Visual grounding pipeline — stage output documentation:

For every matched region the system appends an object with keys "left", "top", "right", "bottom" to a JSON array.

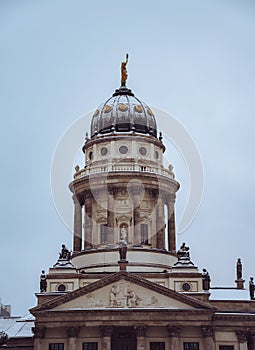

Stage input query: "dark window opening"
[
  {"left": 49, "top": 344, "right": 64, "bottom": 350},
  {"left": 141, "top": 224, "right": 148, "bottom": 244},
  {"left": 57, "top": 284, "right": 66, "bottom": 292},
  {"left": 100, "top": 224, "right": 108, "bottom": 244},
  {"left": 83, "top": 343, "right": 98, "bottom": 350},
  {"left": 184, "top": 343, "right": 199, "bottom": 350},
  {"left": 150, "top": 342, "right": 165, "bottom": 350}
]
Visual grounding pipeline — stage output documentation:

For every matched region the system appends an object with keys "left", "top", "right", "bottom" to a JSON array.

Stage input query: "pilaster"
[
  {"left": 236, "top": 331, "right": 248, "bottom": 350},
  {"left": 100, "top": 326, "right": 113, "bottom": 350},
  {"left": 135, "top": 325, "right": 146, "bottom": 350},
  {"left": 167, "top": 325, "right": 181, "bottom": 350},
  {"left": 201, "top": 326, "right": 215, "bottom": 350},
  {"left": 32, "top": 327, "right": 46, "bottom": 350},
  {"left": 66, "top": 326, "right": 80, "bottom": 350}
]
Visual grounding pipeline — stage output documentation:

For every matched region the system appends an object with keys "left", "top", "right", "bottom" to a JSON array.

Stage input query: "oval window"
[
  {"left": 89, "top": 151, "right": 93, "bottom": 160},
  {"left": 101, "top": 147, "right": 108, "bottom": 156},
  {"left": 139, "top": 147, "right": 147, "bottom": 156},
  {"left": 119, "top": 145, "right": 128, "bottom": 154},
  {"left": 58, "top": 284, "right": 66, "bottom": 292}
]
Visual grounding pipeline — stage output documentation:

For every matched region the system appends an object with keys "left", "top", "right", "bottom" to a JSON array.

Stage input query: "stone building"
[{"left": 5, "top": 59, "right": 255, "bottom": 349}]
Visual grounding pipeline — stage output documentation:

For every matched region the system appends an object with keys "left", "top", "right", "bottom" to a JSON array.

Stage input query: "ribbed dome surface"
[{"left": 90, "top": 87, "right": 157, "bottom": 138}]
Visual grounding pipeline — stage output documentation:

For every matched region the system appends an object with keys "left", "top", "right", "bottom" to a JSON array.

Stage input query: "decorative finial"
[{"left": 121, "top": 53, "right": 129, "bottom": 87}]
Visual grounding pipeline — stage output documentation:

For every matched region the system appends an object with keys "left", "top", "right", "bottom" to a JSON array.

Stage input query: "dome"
[{"left": 90, "top": 86, "right": 157, "bottom": 138}]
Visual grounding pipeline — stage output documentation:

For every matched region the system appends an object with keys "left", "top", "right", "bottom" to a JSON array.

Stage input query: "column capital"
[
  {"left": 66, "top": 326, "right": 80, "bottom": 338},
  {"left": 134, "top": 325, "right": 147, "bottom": 337},
  {"left": 236, "top": 330, "right": 248, "bottom": 343},
  {"left": 32, "top": 326, "right": 46, "bottom": 339},
  {"left": 201, "top": 326, "right": 214, "bottom": 338},
  {"left": 167, "top": 325, "right": 181, "bottom": 337},
  {"left": 100, "top": 326, "right": 113, "bottom": 337}
]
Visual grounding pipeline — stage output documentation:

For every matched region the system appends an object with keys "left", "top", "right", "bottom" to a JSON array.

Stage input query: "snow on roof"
[
  {"left": 210, "top": 288, "right": 250, "bottom": 301},
  {"left": 0, "top": 315, "right": 34, "bottom": 338}
]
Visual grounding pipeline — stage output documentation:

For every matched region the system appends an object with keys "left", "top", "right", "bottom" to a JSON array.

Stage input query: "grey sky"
[{"left": 0, "top": 0, "right": 255, "bottom": 316}]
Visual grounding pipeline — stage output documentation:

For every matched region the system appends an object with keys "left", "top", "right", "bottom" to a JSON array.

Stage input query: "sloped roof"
[{"left": 0, "top": 315, "right": 34, "bottom": 338}]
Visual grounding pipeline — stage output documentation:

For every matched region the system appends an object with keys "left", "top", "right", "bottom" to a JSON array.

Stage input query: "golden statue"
[{"left": 121, "top": 53, "right": 129, "bottom": 86}]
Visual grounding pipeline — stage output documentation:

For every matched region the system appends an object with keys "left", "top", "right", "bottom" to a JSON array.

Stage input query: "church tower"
[{"left": 69, "top": 54, "right": 180, "bottom": 274}]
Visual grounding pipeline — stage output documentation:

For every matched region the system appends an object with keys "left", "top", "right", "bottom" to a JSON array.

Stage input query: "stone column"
[
  {"left": 156, "top": 196, "right": 165, "bottom": 249},
  {"left": 66, "top": 326, "right": 80, "bottom": 350},
  {"left": 201, "top": 326, "right": 215, "bottom": 350},
  {"left": 131, "top": 186, "right": 142, "bottom": 245},
  {"left": 167, "top": 325, "right": 181, "bottom": 350},
  {"left": 167, "top": 194, "right": 176, "bottom": 253},
  {"left": 100, "top": 326, "right": 113, "bottom": 350},
  {"left": 236, "top": 331, "right": 248, "bottom": 350},
  {"left": 73, "top": 195, "right": 82, "bottom": 252},
  {"left": 32, "top": 327, "right": 46, "bottom": 350},
  {"left": 135, "top": 325, "right": 146, "bottom": 350},
  {"left": 84, "top": 193, "right": 93, "bottom": 248},
  {"left": 107, "top": 189, "right": 115, "bottom": 244}
]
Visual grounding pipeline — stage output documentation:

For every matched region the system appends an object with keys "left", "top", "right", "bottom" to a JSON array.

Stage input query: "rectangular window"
[
  {"left": 150, "top": 342, "right": 165, "bottom": 350},
  {"left": 219, "top": 347, "right": 234, "bottom": 350},
  {"left": 100, "top": 224, "right": 108, "bottom": 243},
  {"left": 49, "top": 344, "right": 64, "bottom": 350},
  {"left": 183, "top": 343, "right": 199, "bottom": 350},
  {"left": 83, "top": 342, "right": 98, "bottom": 350},
  {"left": 141, "top": 224, "right": 148, "bottom": 244}
]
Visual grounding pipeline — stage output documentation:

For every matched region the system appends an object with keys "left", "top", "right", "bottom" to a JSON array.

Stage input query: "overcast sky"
[{"left": 1, "top": 0, "right": 255, "bottom": 316}]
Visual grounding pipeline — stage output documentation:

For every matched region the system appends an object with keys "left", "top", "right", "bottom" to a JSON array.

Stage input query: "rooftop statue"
[
  {"left": 40, "top": 270, "right": 47, "bottom": 293},
  {"left": 121, "top": 53, "right": 129, "bottom": 86},
  {"left": 202, "top": 268, "right": 211, "bottom": 290},
  {"left": 236, "top": 258, "right": 242, "bottom": 280},
  {"left": 59, "top": 244, "right": 71, "bottom": 260},
  {"left": 177, "top": 242, "right": 190, "bottom": 259}
]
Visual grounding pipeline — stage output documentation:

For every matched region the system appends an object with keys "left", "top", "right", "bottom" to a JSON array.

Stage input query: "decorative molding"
[
  {"left": 236, "top": 330, "right": 248, "bottom": 343},
  {"left": 134, "top": 325, "right": 147, "bottom": 337},
  {"left": 167, "top": 325, "right": 181, "bottom": 337},
  {"left": 32, "top": 327, "right": 46, "bottom": 339},
  {"left": 201, "top": 326, "right": 214, "bottom": 338},
  {"left": 66, "top": 326, "right": 80, "bottom": 338},
  {"left": 100, "top": 326, "right": 113, "bottom": 337}
]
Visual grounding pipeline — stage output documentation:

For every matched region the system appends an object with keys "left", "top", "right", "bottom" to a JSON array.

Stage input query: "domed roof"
[{"left": 90, "top": 86, "right": 157, "bottom": 138}]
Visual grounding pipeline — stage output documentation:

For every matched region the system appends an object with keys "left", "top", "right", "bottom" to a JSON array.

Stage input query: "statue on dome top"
[{"left": 121, "top": 53, "right": 129, "bottom": 86}]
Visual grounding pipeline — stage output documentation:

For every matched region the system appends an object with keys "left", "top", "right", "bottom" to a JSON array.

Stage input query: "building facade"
[{"left": 6, "top": 60, "right": 255, "bottom": 349}]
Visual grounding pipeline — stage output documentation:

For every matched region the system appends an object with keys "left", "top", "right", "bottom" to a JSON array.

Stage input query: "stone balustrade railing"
[{"left": 73, "top": 163, "right": 175, "bottom": 180}]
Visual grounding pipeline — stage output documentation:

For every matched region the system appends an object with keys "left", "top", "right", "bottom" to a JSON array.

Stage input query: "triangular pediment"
[{"left": 31, "top": 272, "right": 215, "bottom": 314}]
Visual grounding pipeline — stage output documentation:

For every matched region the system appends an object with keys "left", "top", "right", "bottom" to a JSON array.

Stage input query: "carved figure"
[
  {"left": 202, "top": 268, "right": 211, "bottom": 290},
  {"left": 121, "top": 53, "right": 129, "bottom": 85},
  {"left": 40, "top": 270, "right": 47, "bottom": 293},
  {"left": 177, "top": 242, "right": 190, "bottom": 259},
  {"left": 236, "top": 258, "right": 242, "bottom": 280},
  {"left": 127, "top": 289, "right": 140, "bottom": 307},
  {"left": 119, "top": 239, "right": 127, "bottom": 261},
  {"left": 120, "top": 226, "right": 128, "bottom": 240},
  {"left": 59, "top": 244, "right": 71, "bottom": 260},
  {"left": 249, "top": 277, "right": 255, "bottom": 300},
  {"left": 110, "top": 284, "right": 119, "bottom": 307}
]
